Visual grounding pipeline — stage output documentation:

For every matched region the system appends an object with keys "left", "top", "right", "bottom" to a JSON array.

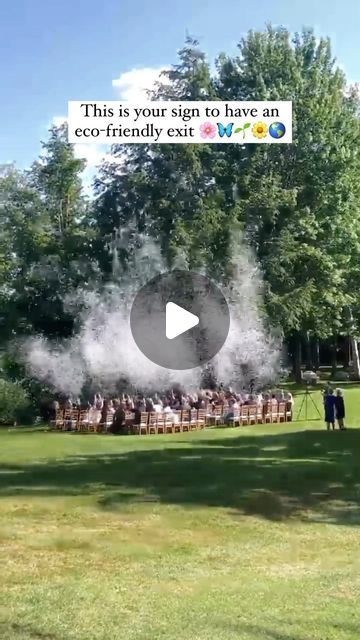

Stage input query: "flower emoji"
[
  {"left": 252, "top": 121, "right": 268, "bottom": 139},
  {"left": 200, "top": 121, "right": 216, "bottom": 139}
]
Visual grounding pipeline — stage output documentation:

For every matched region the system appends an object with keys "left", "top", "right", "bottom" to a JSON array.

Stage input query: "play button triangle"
[{"left": 166, "top": 302, "right": 199, "bottom": 340}]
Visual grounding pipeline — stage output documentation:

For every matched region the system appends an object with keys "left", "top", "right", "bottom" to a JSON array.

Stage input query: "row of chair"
[
  {"left": 52, "top": 402, "right": 292, "bottom": 434},
  {"left": 223, "top": 401, "right": 292, "bottom": 426},
  {"left": 52, "top": 409, "right": 114, "bottom": 433}
]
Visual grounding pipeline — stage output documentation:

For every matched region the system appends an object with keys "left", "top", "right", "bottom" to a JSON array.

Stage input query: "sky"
[{"left": 1, "top": 0, "right": 359, "bottom": 181}]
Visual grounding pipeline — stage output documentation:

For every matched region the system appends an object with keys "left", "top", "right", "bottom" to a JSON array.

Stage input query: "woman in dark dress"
[
  {"left": 110, "top": 402, "right": 126, "bottom": 434},
  {"left": 334, "top": 389, "right": 346, "bottom": 430},
  {"left": 324, "top": 388, "right": 336, "bottom": 430}
]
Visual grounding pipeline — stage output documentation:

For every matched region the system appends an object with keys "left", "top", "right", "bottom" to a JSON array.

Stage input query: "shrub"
[
  {"left": 0, "top": 379, "right": 31, "bottom": 425},
  {"left": 332, "top": 370, "right": 350, "bottom": 382}
]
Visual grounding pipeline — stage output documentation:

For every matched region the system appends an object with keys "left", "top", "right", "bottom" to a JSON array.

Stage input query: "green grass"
[{"left": 0, "top": 387, "right": 359, "bottom": 640}]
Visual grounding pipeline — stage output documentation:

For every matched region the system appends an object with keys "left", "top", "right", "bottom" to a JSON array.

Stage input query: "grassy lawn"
[{"left": 0, "top": 387, "right": 359, "bottom": 640}]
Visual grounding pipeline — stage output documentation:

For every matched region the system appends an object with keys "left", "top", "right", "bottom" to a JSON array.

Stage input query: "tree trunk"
[
  {"left": 313, "top": 338, "right": 320, "bottom": 370},
  {"left": 345, "top": 336, "right": 352, "bottom": 368},
  {"left": 347, "top": 309, "right": 360, "bottom": 379},
  {"left": 294, "top": 333, "right": 302, "bottom": 383},
  {"left": 305, "top": 331, "right": 313, "bottom": 369},
  {"left": 350, "top": 336, "right": 360, "bottom": 380},
  {"left": 331, "top": 337, "right": 337, "bottom": 377}
]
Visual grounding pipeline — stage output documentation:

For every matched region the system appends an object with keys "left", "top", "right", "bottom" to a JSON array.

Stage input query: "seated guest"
[
  {"left": 126, "top": 398, "right": 134, "bottom": 410},
  {"left": 94, "top": 393, "right": 104, "bottom": 410},
  {"left": 164, "top": 402, "right": 179, "bottom": 424},
  {"left": 171, "top": 396, "right": 182, "bottom": 409},
  {"left": 153, "top": 393, "right": 163, "bottom": 408},
  {"left": 51, "top": 399, "right": 60, "bottom": 419},
  {"left": 88, "top": 405, "right": 101, "bottom": 427},
  {"left": 100, "top": 399, "right": 114, "bottom": 430},
  {"left": 256, "top": 393, "right": 264, "bottom": 407},
  {"left": 189, "top": 393, "right": 198, "bottom": 408},
  {"left": 285, "top": 392, "right": 294, "bottom": 410},
  {"left": 64, "top": 397, "right": 73, "bottom": 410},
  {"left": 224, "top": 398, "right": 239, "bottom": 424},
  {"left": 107, "top": 399, "right": 115, "bottom": 414},
  {"left": 110, "top": 402, "right": 126, "bottom": 434},
  {"left": 153, "top": 398, "right": 163, "bottom": 413},
  {"left": 137, "top": 397, "right": 146, "bottom": 412},
  {"left": 146, "top": 397, "right": 155, "bottom": 412},
  {"left": 134, "top": 399, "right": 146, "bottom": 425},
  {"left": 185, "top": 395, "right": 194, "bottom": 409},
  {"left": 194, "top": 393, "right": 206, "bottom": 410}
]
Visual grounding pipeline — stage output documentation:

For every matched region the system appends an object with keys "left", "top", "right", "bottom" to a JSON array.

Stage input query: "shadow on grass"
[
  {"left": 236, "top": 620, "right": 360, "bottom": 640},
  {"left": 223, "top": 623, "right": 308, "bottom": 640},
  {"left": 0, "top": 429, "right": 359, "bottom": 525},
  {"left": 0, "top": 621, "right": 60, "bottom": 640}
]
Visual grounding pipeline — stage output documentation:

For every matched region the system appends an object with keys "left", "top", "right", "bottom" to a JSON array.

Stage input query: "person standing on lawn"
[
  {"left": 334, "top": 388, "right": 346, "bottom": 430},
  {"left": 324, "top": 388, "right": 336, "bottom": 430}
]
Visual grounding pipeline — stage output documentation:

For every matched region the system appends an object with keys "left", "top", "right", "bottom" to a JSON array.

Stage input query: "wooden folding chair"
[
  {"left": 278, "top": 402, "right": 286, "bottom": 423},
  {"left": 228, "top": 408, "right": 239, "bottom": 427},
  {"left": 72, "top": 409, "right": 79, "bottom": 427},
  {"left": 52, "top": 409, "right": 64, "bottom": 430},
  {"left": 248, "top": 405, "right": 257, "bottom": 425},
  {"left": 125, "top": 411, "right": 134, "bottom": 433},
  {"left": 88, "top": 412, "right": 100, "bottom": 433},
  {"left": 286, "top": 403, "right": 293, "bottom": 422},
  {"left": 271, "top": 401, "right": 279, "bottom": 423},
  {"left": 139, "top": 412, "right": 149, "bottom": 435},
  {"left": 164, "top": 413, "right": 175, "bottom": 433},
  {"left": 190, "top": 409, "right": 198, "bottom": 430},
  {"left": 197, "top": 409, "right": 206, "bottom": 429},
  {"left": 181, "top": 410, "right": 190, "bottom": 432},
  {"left": 263, "top": 402, "right": 271, "bottom": 424},
  {"left": 212, "top": 405, "right": 223, "bottom": 426},
  {"left": 239, "top": 405, "right": 248, "bottom": 426},
  {"left": 78, "top": 410, "right": 89, "bottom": 432},
  {"left": 148, "top": 412, "right": 157, "bottom": 434},
  {"left": 99, "top": 411, "right": 114, "bottom": 433},
  {"left": 173, "top": 411, "right": 182, "bottom": 432},
  {"left": 63, "top": 409, "right": 77, "bottom": 431},
  {"left": 157, "top": 414, "right": 166, "bottom": 434},
  {"left": 257, "top": 404, "right": 264, "bottom": 424}
]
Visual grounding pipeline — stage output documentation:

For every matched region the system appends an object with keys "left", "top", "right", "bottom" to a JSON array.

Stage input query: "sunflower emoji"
[{"left": 252, "top": 121, "right": 268, "bottom": 139}]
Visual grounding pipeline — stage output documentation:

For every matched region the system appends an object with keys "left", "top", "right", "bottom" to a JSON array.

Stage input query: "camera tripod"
[{"left": 296, "top": 387, "right": 322, "bottom": 421}]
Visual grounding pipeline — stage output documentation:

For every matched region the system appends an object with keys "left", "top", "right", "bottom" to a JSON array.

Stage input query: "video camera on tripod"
[{"left": 296, "top": 371, "right": 322, "bottom": 421}]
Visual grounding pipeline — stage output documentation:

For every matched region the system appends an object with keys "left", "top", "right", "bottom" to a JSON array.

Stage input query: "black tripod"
[{"left": 296, "top": 386, "right": 322, "bottom": 421}]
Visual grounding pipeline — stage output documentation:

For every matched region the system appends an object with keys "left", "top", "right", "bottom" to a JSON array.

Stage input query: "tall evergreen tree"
[
  {"left": 216, "top": 27, "right": 360, "bottom": 378},
  {"left": 94, "top": 37, "right": 236, "bottom": 277}
]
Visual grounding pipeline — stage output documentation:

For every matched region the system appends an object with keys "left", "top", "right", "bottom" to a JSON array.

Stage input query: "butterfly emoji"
[{"left": 217, "top": 122, "right": 234, "bottom": 138}]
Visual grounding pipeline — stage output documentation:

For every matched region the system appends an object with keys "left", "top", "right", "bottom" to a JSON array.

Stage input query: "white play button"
[
  {"left": 130, "top": 271, "right": 230, "bottom": 369},
  {"left": 165, "top": 302, "right": 199, "bottom": 340}
]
